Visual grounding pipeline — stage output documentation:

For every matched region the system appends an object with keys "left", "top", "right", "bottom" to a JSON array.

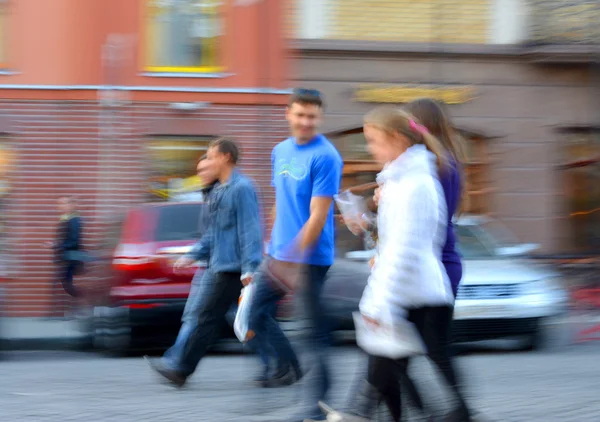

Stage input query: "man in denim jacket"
[{"left": 147, "top": 138, "right": 263, "bottom": 388}]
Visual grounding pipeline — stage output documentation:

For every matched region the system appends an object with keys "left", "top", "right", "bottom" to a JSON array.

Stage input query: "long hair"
[
  {"left": 363, "top": 106, "right": 448, "bottom": 170},
  {"left": 404, "top": 98, "right": 468, "bottom": 214}
]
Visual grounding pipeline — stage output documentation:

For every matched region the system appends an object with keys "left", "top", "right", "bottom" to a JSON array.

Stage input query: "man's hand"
[
  {"left": 369, "top": 256, "right": 375, "bottom": 269},
  {"left": 174, "top": 256, "right": 195, "bottom": 272}
]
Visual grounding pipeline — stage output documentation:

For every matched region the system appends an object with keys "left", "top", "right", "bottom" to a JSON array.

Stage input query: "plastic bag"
[
  {"left": 334, "top": 190, "right": 374, "bottom": 235},
  {"left": 234, "top": 282, "right": 256, "bottom": 342},
  {"left": 353, "top": 312, "right": 426, "bottom": 359}
]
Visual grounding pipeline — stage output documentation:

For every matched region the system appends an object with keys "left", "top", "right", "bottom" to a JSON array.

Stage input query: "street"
[{"left": 1, "top": 344, "right": 599, "bottom": 422}]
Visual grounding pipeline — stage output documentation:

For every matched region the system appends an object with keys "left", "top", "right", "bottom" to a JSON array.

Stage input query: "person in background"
[
  {"left": 146, "top": 138, "right": 263, "bottom": 388},
  {"left": 247, "top": 88, "right": 343, "bottom": 422},
  {"left": 46, "top": 196, "right": 84, "bottom": 317}
]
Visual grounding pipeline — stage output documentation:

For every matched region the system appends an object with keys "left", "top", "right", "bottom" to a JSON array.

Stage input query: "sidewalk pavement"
[{"left": 2, "top": 313, "right": 600, "bottom": 351}]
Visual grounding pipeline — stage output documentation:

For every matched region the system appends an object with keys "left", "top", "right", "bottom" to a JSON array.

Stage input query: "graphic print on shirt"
[{"left": 276, "top": 158, "right": 308, "bottom": 181}]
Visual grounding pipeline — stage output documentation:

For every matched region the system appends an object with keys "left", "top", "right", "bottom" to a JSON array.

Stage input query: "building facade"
[
  {"left": 289, "top": 0, "right": 600, "bottom": 257},
  {"left": 0, "top": 0, "right": 290, "bottom": 316}
]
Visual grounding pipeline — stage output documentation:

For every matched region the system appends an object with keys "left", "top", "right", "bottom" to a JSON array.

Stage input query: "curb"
[{"left": 2, "top": 335, "right": 92, "bottom": 352}]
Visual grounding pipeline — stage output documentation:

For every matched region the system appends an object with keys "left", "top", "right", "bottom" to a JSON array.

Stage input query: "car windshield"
[
  {"left": 455, "top": 218, "right": 521, "bottom": 259},
  {"left": 456, "top": 225, "right": 494, "bottom": 258},
  {"left": 155, "top": 203, "right": 205, "bottom": 242}
]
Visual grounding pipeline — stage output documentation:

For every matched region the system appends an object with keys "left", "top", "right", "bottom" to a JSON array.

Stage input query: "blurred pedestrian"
[
  {"left": 146, "top": 138, "right": 263, "bottom": 388},
  {"left": 341, "top": 99, "right": 473, "bottom": 421},
  {"left": 319, "top": 106, "right": 454, "bottom": 422},
  {"left": 45, "top": 196, "right": 84, "bottom": 317},
  {"left": 246, "top": 88, "right": 343, "bottom": 421},
  {"left": 159, "top": 155, "right": 216, "bottom": 376},
  {"left": 398, "top": 98, "right": 472, "bottom": 421}
]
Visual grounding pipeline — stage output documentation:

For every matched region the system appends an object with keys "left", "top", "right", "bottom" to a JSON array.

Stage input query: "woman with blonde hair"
[{"left": 323, "top": 106, "right": 455, "bottom": 422}]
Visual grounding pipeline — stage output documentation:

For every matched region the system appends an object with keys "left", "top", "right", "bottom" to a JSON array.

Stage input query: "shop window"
[
  {"left": 560, "top": 130, "right": 600, "bottom": 253},
  {"left": 144, "top": 0, "right": 224, "bottom": 73},
  {"left": 146, "top": 136, "right": 213, "bottom": 202}
]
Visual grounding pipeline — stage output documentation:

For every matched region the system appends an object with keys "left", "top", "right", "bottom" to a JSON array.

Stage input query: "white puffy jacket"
[{"left": 359, "top": 144, "right": 454, "bottom": 325}]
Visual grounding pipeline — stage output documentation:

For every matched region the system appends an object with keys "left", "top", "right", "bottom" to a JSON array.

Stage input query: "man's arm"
[
  {"left": 236, "top": 182, "right": 263, "bottom": 276},
  {"left": 297, "top": 152, "right": 343, "bottom": 254},
  {"left": 186, "top": 230, "right": 211, "bottom": 262}
]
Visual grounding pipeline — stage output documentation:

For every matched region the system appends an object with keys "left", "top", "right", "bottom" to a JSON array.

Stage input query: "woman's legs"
[
  {"left": 366, "top": 354, "right": 407, "bottom": 422},
  {"left": 420, "top": 306, "right": 471, "bottom": 420}
]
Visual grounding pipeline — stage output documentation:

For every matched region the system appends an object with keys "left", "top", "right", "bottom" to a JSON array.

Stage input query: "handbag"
[{"left": 353, "top": 312, "right": 426, "bottom": 359}]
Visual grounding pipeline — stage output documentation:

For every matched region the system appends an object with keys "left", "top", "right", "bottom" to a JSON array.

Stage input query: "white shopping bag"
[
  {"left": 234, "top": 283, "right": 256, "bottom": 343},
  {"left": 353, "top": 312, "right": 426, "bottom": 359}
]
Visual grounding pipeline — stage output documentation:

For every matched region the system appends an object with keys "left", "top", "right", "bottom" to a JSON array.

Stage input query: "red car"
[{"left": 92, "top": 201, "right": 214, "bottom": 354}]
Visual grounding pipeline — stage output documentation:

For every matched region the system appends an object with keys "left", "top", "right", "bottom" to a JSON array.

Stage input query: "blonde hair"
[{"left": 364, "top": 106, "right": 448, "bottom": 170}]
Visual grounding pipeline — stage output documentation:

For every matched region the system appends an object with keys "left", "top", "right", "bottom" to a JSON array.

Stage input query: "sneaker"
[{"left": 144, "top": 356, "right": 187, "bottom": 388}]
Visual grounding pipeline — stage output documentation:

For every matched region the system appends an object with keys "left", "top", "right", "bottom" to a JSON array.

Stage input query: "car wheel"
[{"left": 93, "top": 306, "right": 132, "bottom": 357}]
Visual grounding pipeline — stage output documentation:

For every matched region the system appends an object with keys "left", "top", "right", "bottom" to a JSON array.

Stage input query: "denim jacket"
[{"left": 186, "top": 170, "right": 263, "bottom": 276}]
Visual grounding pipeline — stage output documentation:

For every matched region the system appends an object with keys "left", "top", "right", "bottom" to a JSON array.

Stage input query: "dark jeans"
[
  {"left": 170, "top": 270, "right": 243, "bottom": 377},
  {"left": 249, "top": 264, "right": 331, "bottom": 401},
  {"left": 366, "top": 305, "right": 467, "bottom": 422},
  {"left": 58, "top": 261, "right": 79, "bottom": 298}
]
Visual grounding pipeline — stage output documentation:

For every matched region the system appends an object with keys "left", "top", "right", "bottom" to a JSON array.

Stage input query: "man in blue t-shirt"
[{"left": 248, "top": 89, "right": 343, "bottom": 421}]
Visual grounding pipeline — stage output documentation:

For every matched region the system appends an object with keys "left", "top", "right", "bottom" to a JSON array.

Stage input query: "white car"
[
  {"left": 343, "top": 215, "right": 569, "bottom": 349},
  {"left": 451, "top": 215, "right": 568, "bottom": 348}
]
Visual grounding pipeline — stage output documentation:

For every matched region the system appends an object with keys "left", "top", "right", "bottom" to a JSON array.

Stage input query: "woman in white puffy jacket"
[{"left": 317, "top": 106, "right": 457, "bottom": 422}]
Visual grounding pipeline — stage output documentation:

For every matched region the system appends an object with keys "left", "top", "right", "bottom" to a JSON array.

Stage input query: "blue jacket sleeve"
[
  {"left": 61, "top": 217, "right": 82, "bottom": 251},
  {"left": 186, "top": 228, "right": 212, "bottom": 261},
  {"left": 235, "top": 181, "right": 263, "bottom": 275}
]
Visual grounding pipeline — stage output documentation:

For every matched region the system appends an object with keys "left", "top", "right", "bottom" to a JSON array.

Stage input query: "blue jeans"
[
  {"left": 163, "top": 269, "right": 214, "bottom": 370},
  {"left": 249, "top": 264, "right": 331, "bottom": 401},
  {"left": 226, "top": 302, "right": 277, "bottom": 372},
  {"left": 163, "top": 269, "right": 273, "bottom": 376}
]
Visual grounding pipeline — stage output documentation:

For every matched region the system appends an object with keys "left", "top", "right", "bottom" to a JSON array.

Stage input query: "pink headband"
[{"left": 409, "top": 119, "right": 429, "bottom": 136}]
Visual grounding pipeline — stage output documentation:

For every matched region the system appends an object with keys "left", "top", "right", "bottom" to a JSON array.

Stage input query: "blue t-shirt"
[{"left": 268, "top": 135, "right": 343, "bottom": 266}]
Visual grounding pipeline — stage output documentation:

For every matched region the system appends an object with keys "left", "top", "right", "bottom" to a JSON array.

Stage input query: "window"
[
  {"left": 560, "top": 131, "right": 600, "bottom": 253},
  {"left": 146, "top": 136, "right": 213, "bottom": 202},
  {"left": 144, "top": 0, "right": 223, "bottom": 73},
  {"left": 456, "top": 225, "right": 494, "bottom": 259},
  {"left": 155, "top": 203, "right": 205, "bottom": 241}
]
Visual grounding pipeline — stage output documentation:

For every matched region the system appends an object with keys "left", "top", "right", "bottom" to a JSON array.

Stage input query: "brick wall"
[{"left": 1, "top": 99, "right": 288, "bottom": 317}]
